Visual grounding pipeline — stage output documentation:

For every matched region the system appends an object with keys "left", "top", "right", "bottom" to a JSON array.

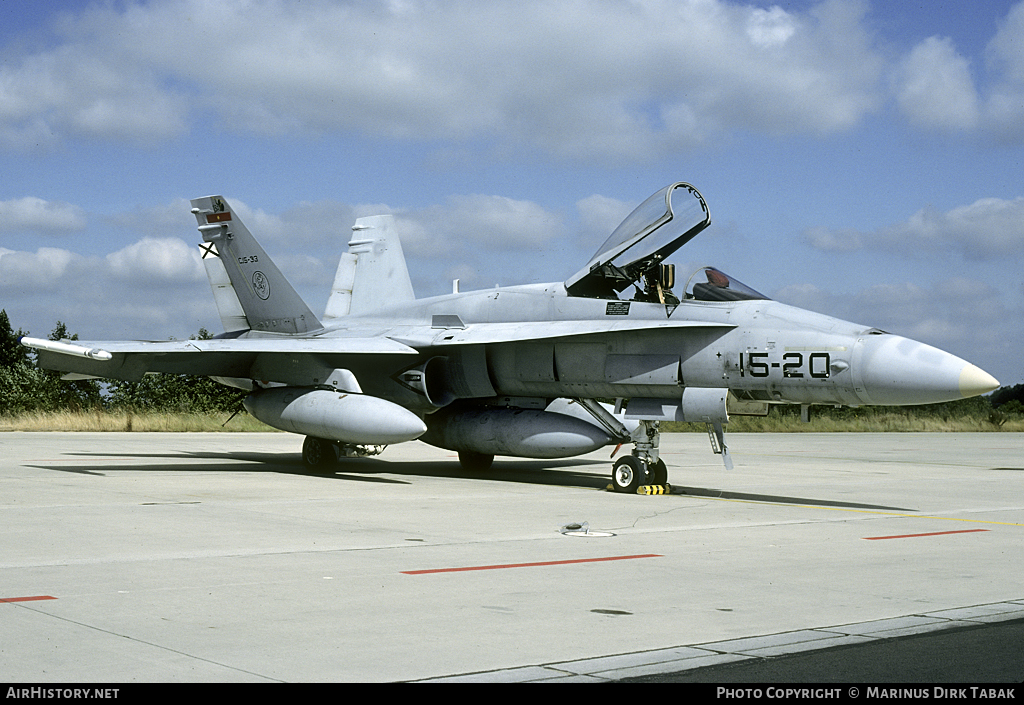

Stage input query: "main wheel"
[
  {"left": 611, "top": 455, "right": 648, "bottom": 493},
  {"left": 651, "top": 458, "right": 668, "bottom": 485},
  {"left": 302, "top": 436, "right": 339, "bottom": 469},
  {"left": 458, "top": 450, "right": 494, "bottom": 472}
]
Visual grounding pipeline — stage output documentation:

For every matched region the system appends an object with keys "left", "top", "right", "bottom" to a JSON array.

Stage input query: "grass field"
[
  {"left": 666, "top": 412, "right": 1024, "bottom": 433},
  {"left": 0, "top": 409, "right": 278, "bottom": 433}
]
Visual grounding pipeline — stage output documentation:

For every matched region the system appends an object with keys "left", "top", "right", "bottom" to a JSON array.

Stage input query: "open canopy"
[{"left": 565, "top": 182, "right": 711, "bottom": 299}]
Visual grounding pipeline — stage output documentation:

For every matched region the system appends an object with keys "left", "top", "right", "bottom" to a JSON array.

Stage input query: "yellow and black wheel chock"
[{"left": 637, "top": 484, "right": 671, "bottom": 495}]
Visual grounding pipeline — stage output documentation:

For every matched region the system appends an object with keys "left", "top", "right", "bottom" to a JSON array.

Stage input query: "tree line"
[{"left": 0, "top": 309, "right": 245, "bottom": 415}]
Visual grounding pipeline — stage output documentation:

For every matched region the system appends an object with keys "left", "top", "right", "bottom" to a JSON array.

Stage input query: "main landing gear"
[
  {"left": 301, "top": 436, "right": 385, "bottom": 469},
  {"left": 458, "top": 450, "right": 494, "bottom": 472},
  {"left": 302, "top": 436, "right": 340, "bottom": 468}
]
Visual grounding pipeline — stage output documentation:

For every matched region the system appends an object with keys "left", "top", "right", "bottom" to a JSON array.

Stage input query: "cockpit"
[
  {"left": 684, "top": 266, "right": 768, "bottom": 302},
  {"left": 564, "top": 182, "right": 769, "bottom": 304}
]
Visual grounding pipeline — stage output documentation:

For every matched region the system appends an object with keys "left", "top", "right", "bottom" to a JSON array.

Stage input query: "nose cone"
[
  {"left": 855, "top": 335, "right": 999, "bottom": 406},
  {"left": 958, "top": 363, "right": 1001, "bottom": 399}
]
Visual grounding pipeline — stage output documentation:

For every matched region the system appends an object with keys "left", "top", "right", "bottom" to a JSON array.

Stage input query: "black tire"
[
  {"left": 458, "top": 450, "right": 494, "bottom": 472},
  {"left": 611, "top": 455, "right": 648, "bottom": 493},
  {"left": 302, "top": 436, "right": 339, "bottom": 469},
  {"left": 651, "top": 458, "right": 668, "bottom": 485}
]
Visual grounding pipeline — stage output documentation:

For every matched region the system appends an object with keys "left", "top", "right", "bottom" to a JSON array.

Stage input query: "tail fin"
[
  {"left": 191, "top": 196, "right": 322, "bottom": 335},
  {"left": 323, "top": 214, "right": 415, "bottom": 320}
]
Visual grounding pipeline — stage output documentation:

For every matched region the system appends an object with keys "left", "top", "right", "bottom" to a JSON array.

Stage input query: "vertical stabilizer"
[
  {"left": 191, "top": 196, "right": 322, "bottom": 335},
  {"left": 324, "top": 215, "right": 415, "bottom": 319}
]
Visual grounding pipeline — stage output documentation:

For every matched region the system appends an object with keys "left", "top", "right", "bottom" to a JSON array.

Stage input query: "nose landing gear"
[
  {"left": 611, "top": 453, "right": 669, "bottom": 493},
  {"left": 609, "top": 419, "right": 668, "bottom": 493},
  {"left": 607, "top": 417, "right": 730, "bottom": 493}
]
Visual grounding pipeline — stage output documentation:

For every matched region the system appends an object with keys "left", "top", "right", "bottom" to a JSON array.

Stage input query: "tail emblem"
[
  {"left": 206, "top": 198, "right": 232, "bottom": 223},
  {"left": 252, "top": 271, "right": 271, "bottom": 300}
]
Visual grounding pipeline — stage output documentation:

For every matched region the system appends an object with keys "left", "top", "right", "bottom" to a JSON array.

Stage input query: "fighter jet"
[{"left": 22, "top": 182, "right": 1000, "bottom": 492}]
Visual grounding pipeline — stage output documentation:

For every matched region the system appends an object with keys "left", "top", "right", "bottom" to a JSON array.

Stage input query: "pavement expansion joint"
[{"left": 413, "top": 598, "right": 1024, "bottom": 682}]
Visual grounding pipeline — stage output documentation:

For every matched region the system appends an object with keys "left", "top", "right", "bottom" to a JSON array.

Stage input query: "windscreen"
[{"left": 684, "top": 267, "right": 770, "bottom": 302}]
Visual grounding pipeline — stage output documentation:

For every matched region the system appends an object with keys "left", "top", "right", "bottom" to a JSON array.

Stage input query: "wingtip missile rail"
[{"left": 19, "top": 336, "right": 113, "bottom": 362}]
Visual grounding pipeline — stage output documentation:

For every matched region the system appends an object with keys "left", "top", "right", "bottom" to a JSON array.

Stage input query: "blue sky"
[{"left": 1, "top": 0, "right": 1021, "bottom": 386}]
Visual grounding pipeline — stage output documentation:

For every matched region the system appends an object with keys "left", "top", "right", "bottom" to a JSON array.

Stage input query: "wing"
[{"left": 21, "top": 336, "right": 418, "bottom": 385}]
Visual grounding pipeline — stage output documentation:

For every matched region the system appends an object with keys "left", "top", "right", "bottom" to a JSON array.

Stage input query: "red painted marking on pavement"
[
  {"left": 402, "top": 554, "right": 662, "bottom": 575},
  {"left": 864, "top": 529, "right": 990, "bottom": 540},
  {"left": 1, "top": 595, "right": 57, "bottom": 603}
]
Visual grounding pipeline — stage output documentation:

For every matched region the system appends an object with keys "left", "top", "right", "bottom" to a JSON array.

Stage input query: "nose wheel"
[
  {"left": 609, "top": 419, "right": 672, "bottom": 493},
  {"left": 612, "top": 455, "right": 649, "bottom": 493},
  {"left": 610, "top": 455, "right": 669, "bottom": 493}
]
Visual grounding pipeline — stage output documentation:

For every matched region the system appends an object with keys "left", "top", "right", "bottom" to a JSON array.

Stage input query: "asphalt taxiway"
[{"left": 1, "top": 431, "right": 1022, "bottom": 682}]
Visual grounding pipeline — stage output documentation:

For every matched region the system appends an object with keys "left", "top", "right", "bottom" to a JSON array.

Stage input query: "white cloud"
[
  {"left": 0, "top": 44, "right": 188, "bottom": 148},
  {"left": 410, "top": 195, "right": 563, "bottom": 252},
  {"left": 0, "top": 197, "right": 86, "bottom": 233},
  {"left": 851, "top": 277, "right": 1009, "bottom": 349},
  {"left": 1, "top": 241, "right": 214, "bottom": 340},
  {"left": 894, "top": 36, "right": 979, "bottom": 130},
  {"left": 888, "top": 3, "right": 1024, "bottom": 143},
  {"left": 983, "top": 2, "right": 1024, "bottom": 141},
  {"left": 105, "top": 237, "right": 205, "bottom": 283},
  {"left": 37, "top": 191, "right": 574, "bottom": 301},
  {"left": 0, "top": 246, "right": 78, "bottom": 290},
  {"left": 804, "top": 196, "right": 1024, "bottom": 259},
  {"left": 13, "top": 1, "right": 1024, "bottom": 151},
  {"left": 988, "top": 2, "right": 1024, "bottom": 84},
  {"left": 746, "top": 6, "right": 797, "bottom": 48},
  {"left": 0, "top": 0, "right": 887, "bottom": 159}
]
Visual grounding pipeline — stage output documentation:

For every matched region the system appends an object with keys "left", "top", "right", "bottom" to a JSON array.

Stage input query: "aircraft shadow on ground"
[
  {"left": 28, "top": 450, "right": 610, "bottom": 487},
  {"left": 29, "top": 450, "right": 915, "bottom": 511},
  {"left": 671, "top": 485, "right": 915, "bottom": 512}
]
